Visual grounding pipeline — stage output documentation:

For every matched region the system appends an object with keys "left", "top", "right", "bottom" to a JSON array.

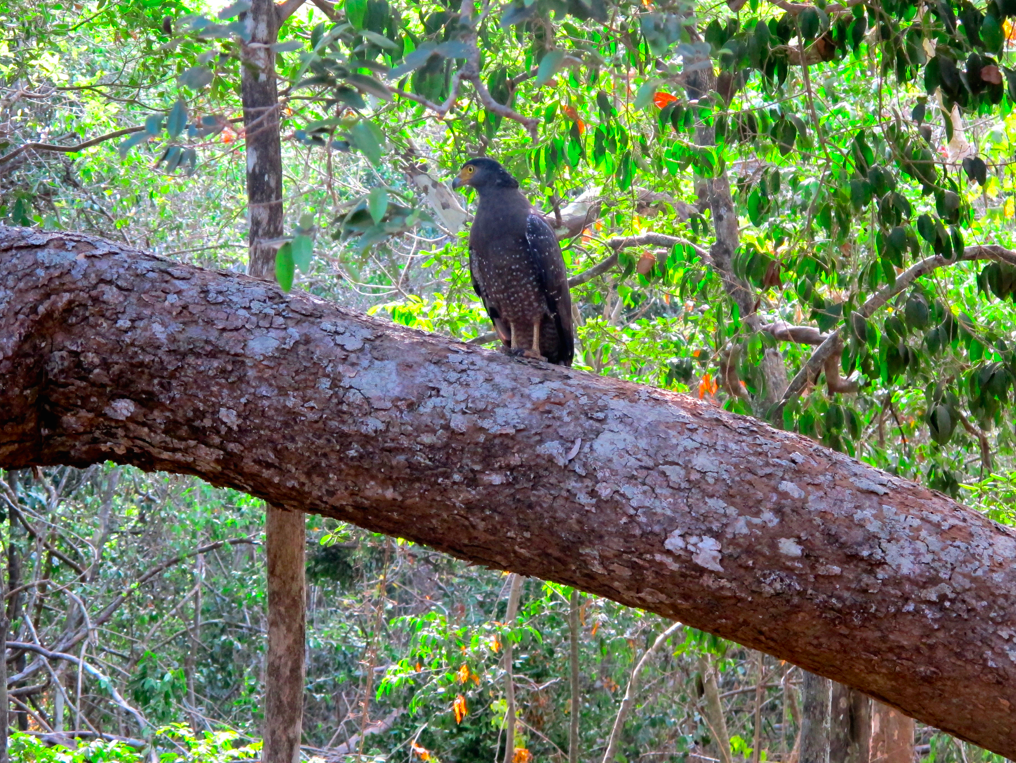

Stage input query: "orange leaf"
[
  {"left": 698, "top": 372, "right": 717, "bottom": 399},
  {"left": 492, "top": 636, "right": 501, "bottom": 653},
  {"left": 590, "top": 621, "right": 599, "bottom": 637},
  {"left": 412, "top": 743, "right": 432, "bottom": 761},
  {"left": 457, "top": 664, "right": 471, "bottom": 683},
  {"left": 453, "top": 694, "right": 468, "bottom": 723},
  {"left": 561, "top": 104, "right": 580, "bottom": 121},
  {"left": 637, "top": 253, "right": 656, "bottom": 276},
  {"left": 576, "top": 119, "right": 585, "bottom": 135},
  {"left": 513, "top": 749, "right": 534, "bottom": 763},
  {"left": 415, "top": 662, "right": 423, "bottom": 672},
  {"left": 653, "top": 91, "right": 678, "bottom": 109}
]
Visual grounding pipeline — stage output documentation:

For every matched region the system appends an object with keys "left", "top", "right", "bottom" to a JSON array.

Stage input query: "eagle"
[{"left": 452, "top": 158, "right": 574, "bottom": 366}]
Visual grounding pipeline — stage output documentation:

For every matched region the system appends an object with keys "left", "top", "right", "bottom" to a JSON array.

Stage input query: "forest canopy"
[{"left": 4, "top": 0, "right": 1016, "bottom": 758}]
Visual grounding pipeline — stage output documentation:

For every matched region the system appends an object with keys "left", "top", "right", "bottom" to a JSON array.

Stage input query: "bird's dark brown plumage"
[{"left": 452, "top": 158, "right": 574, "bottom": 366}]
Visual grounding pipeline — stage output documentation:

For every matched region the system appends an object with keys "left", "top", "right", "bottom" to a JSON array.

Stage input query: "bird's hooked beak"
[{"left": 451, "top": 167, "right": 469, "bottom": 191}]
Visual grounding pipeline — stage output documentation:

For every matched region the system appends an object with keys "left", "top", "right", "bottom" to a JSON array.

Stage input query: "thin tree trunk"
[
  {"left": 568, "top": 589, "right": 580, "bottom": 763},
  {"left": 698, "top": 653, "right": 733, "bottom": 763},
  {"left": 830, "top": 685, "right": 870, "bottom": 763},
  {"left": 782, "top": 666, "right": 799, "bottom": 761},
  {"left": 751, "top": 652, "right": 764, "bottom": 763},
  {"left": 7, "top": 225, "right": 1016, "bottom": 757},
  {"left": 0, "top": 553, "right": 8, "bottom": 763},
  {"left": 502, "top": 574, "right": 523, "bottom": 763},
  {"left": 868, "top": 702, "right": 913, "bottom": 763},
  {"left": 601, "top": 622, "right": 682, "bottom": 763},
  {"left": 801, "top": 672, "right": 831, "bottom": 763},
  {"left": 240, "top": 2, "right": 306, "bottom": 761},
  {"left": 264, "top": 507, "right": 306, "bottom": 763}
]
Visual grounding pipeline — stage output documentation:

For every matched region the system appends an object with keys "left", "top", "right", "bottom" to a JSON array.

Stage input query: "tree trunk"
[
  {"left": 801, "top": 673, "right": 830, "bottom": 763},
  {"left": 239, "top": 3, "right": 306, "bottom": 761},
  {"left": 830, "top": 685, "right": 870, "bottom": 763},
  {"left": 869, "top": 703, "right": 914, "bottom": 763},
  {"left": 502, "top": 574, "right": 523, "bottom": 763},
  {"left": 698, "top": 654, "right": 732, "bottom": 763},
  {"left": 4, "top": 225, "right": 1016, "bottom": 757},
  {"left": 569, "top": 589, "right": 580, "bottom": 763},
  {"left": 265, "top": 507, "right": 306, "bottom": 763}
]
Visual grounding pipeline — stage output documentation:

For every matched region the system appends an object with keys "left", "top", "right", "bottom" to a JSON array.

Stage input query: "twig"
[
  {"left": 600, "top": 621, "right": 683, "bottom": 763},
  {"left": 773, "top": 245, "right": 1016, "bottom": 419},
  {"left": 955, "top": 410, "right": 993, "bottom": 473},
  {"left": 6, "top": 641, "right": 148, "bottom": 730},
  {"left": 569, "top": 589, "right": 580, "bottom": 763},
  {"left": 0, "top": 127, "right": 146, "bottom": 170},
  {"left": 502, "top": 574, "right": 523, "bottom": 763}
]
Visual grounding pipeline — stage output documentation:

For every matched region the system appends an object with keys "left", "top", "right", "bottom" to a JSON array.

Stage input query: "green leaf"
[
  {"left": 982, "top": 13, "right": 1004, "bottom": 54},
  {"left": 167, "top": 100, "right": 188, "bottom": 140},
  {"left": 904, "top": 295, "right": 930, "bottom": 329},
  {"left": 916, "top": 213, "right": 935, "bottom": 243},
  {"left": 179, "top": 66, "right": 214, "bottom": 90},
  {"left": 368, "top": 186, "right": 388, "bottom": 224},
  {"left": 799, "top": 7, "right": 820, "bottom": 40},
  {"left": 145, "top": 114, "right": 165, "bottom": 136},
  {"left": 634, "top": 79, "right": 661, "bottom": 111},
  {"left": 350, "top": 119, "right": 384, "bottom": 165},
  {"left": 291, "top": 235, "right": 313, "bottom": 273},
  {"left": 360, "top": 30, "right": 398, "bottom": 49},
  {"left": 344, "top": 72, "right": 392, "bottom": 100},
  {"left": 276, "top": 243, "right": 295, "bottom": 292},
  {"left": 218, "top": 0, "right": 251, "bottom": 19},
  {"left": 118, "top": 131, "right": 148, "bottom": 158},
  {"left": 271, "top": 40, "right": 305, "bottom": 53},
  {"left": 928, "top": 404, "right": 953, "bottom": 444},
  {"left": 346, "top": 0, "right": 367, "bottom": 29},
  {"left": 535, "top": 50, "right": 566, "bottom": 86}
]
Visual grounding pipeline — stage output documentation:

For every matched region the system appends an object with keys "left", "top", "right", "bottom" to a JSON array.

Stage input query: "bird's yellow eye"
[{"left": 464, "top": 165, "right": 475, "bottom": 175}]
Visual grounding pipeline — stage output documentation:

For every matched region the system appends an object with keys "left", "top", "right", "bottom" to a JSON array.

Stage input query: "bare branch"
[
  {"left": 761, "top": 322, "right": 827, "bottom": 345},
  {"left": 6, "top": 641, "right": 148, "bottom": 730},
  {"left": 601, "top": 622, "right": 683, "bottom": 763},
  {"left": 276, "top": 0, "right": 308, "bottom": 22},
  {"left": 955, "top": 410, "right": 994, "bottom": 473},
  {"left": 465, "top": 72, "right": 539, "bottom": 141},
  {"left": 308, "top": 0, "right": 340, "bottom": 19},
  {"left": 0, "top": 127, "right": 146, "bottom": 172},
  {"left": 773, "top": 245, "right": 1016, "bottom": 418}
]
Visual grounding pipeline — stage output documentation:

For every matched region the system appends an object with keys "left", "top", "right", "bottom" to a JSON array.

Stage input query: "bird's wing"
[
  {"left": 469, "top": 244, "right": 510, "bottom": 344},
  {"left": 525, "top": 212, "right": 574, "bottom": 364}
]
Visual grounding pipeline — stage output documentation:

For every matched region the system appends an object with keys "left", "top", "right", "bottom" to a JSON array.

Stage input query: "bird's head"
[{"left": 451, "top": 158, "right": 520, "bottom": 193}]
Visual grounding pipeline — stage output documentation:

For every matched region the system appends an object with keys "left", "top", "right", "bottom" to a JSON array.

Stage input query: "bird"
[{"left": 451, "top": 158, "right": 574, "bottom": 366}]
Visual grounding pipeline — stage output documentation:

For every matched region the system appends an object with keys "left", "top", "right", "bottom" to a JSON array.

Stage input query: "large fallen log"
[{"left": 2, "top": 224, "right": 1015, "bottom": 754}]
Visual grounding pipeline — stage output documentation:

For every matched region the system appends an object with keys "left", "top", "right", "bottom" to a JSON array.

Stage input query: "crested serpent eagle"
[{"left": 452, "top": 158, "right": 574, "bottom": 366}]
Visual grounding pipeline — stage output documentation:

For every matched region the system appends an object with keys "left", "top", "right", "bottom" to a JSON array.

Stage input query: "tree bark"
[
  {"left": 868, "top": 703, "right": 914, "bottom": 763},
  {"left": 239, "top": 3, "right": 307, "bottom": 760},
  {"left": 502, "top": 574, "right": 523, "bottom": 763},
  {"left": 801, "top": 673, "right": 830, "bottom": 763},
  {"left": 830, "top": 685, "right": 870, "bottom": 763},
  {"left": 698, "top": 654, "right": 732, "bottom": 763},
  {"left": 568, "top": 589, "right": 580, "bottom": 763},
  {"left": 3, "top": 225, "right": 1016, "bottom": 757}
]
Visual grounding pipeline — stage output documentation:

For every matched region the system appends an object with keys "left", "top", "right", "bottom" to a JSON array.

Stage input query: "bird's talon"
[{"left": 523, "top": 350, "right": 547, "bottom": 361}]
